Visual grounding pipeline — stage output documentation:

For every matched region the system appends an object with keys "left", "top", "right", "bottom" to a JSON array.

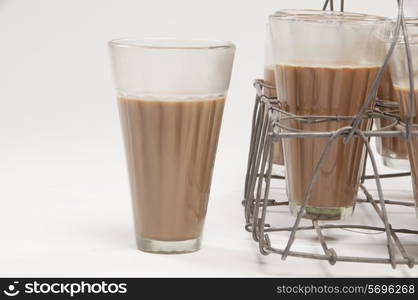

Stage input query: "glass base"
[
  {"left": 382, "top": 156, "right": 410, "bottom": 171},
  {"left": 136, "top": 236, "right": 201, "bottom": 254},
  {"left": 289, "top": 201, "right": 354, "bottom": 221}
]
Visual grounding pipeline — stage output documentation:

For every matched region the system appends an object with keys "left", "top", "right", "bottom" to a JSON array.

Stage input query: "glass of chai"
[
  {"left": 269, "top": 10, "right": 388, "bottom": 220},
  {"left": 388, "top": 19, "right": 418, "bottom": 218},
  {"left": 264, "top": 24, "right": 285, "bottom": 175},
  {"left": 375, "top": 68, "right": 409, "bottom": 170},
  {"left": 109, "top": 39, "right": 235, "bottom": 253}
]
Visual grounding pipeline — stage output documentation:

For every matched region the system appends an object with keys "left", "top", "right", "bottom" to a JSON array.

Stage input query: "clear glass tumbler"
[
  {"left": 109, "top": 39, "right": 235, "bottom": 253},
  {"left": 269, "top": 10, "right": 387, "bottom": 220},
  {"left": 375, "top": 68, "right": 409, "bottom": 170},
  {"left": 388, "top": 19, "right": 418, "bottom": 217},
  {"left": 264, "top": 25, "right": 285, "bottom": 174}
]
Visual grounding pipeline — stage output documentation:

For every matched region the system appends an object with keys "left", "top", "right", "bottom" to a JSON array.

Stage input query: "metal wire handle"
[{"left": 322, "top": 0, "right": 344, "bottom": 12}]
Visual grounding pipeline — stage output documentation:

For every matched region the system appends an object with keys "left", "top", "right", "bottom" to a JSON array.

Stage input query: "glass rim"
[
  {"left": 270, "top": 9, "right": 389, "bottom": 24},
  {"left": 383, "top": 18, "right": 418, "bottom": 44},
  {"left": 108, "top": 38, "right": 235, "bottom": 50}
]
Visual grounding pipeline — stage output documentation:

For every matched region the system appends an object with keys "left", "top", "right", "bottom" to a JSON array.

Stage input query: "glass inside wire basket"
[
  {"left": 244, "top": 79, "right": 417, "bottom": 267},
  {"left": 243, "top": 0, "right": 418, "bottom": 268},
  {"left": 269, "top": 8, "right": 387, "bottom": 220},
  {"left": 375, "top": 98, "right": 410, "bottom": 170}
]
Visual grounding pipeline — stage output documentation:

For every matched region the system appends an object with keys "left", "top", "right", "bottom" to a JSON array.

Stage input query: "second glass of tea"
[
  {"left": 109, "top": 39, "right": 235, "bottom": 253},
  {"left": 269, "top": 10, "right": 388, "bottom": 220}
]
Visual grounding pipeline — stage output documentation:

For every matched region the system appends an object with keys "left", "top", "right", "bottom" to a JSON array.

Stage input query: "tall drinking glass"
[
  {"left": 270, "top": 10, "right": 387, "bottom": 220},
  {"left": 109, "top": 39, "right": 235, "bottom": 253},
  {"left": 375, "top": 67, "right": 409, "bottom": 170},
  {"left": 389, "top": 19, "right": 418, "bottom": 217},
  {"left": 264, "top": 25, "right": 285, "bottom": 173}
]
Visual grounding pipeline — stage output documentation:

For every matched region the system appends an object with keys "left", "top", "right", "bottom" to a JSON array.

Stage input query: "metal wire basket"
[{"left": 243, "top": 0, "right": 418, "bottom": 269}]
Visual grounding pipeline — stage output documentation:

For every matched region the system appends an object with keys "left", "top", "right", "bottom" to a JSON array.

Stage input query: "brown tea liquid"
[
  {"left": 118, "top": 96, "right": 225, "bottom": 241},
  {"left": 394, "top": 86, "right": 418, "bottom": 210},
  {"left": 264, "top": 66, "right": 285, "bottom": 166},
  {"left": 276, "top": 64, "right": 380, "bottom": 219},
  {"left": 376, "top": 69, "right": 409, "bottom": 168}
]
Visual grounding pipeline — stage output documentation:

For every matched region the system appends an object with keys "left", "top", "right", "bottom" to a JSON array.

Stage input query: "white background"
[{"left": 0, "top": 0, "right": 417, "bottom": 277}]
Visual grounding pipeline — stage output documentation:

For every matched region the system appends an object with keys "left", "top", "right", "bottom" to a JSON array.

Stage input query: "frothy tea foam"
[{"left": 117, "top": 93, "right": 226, "bottom": 102}]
